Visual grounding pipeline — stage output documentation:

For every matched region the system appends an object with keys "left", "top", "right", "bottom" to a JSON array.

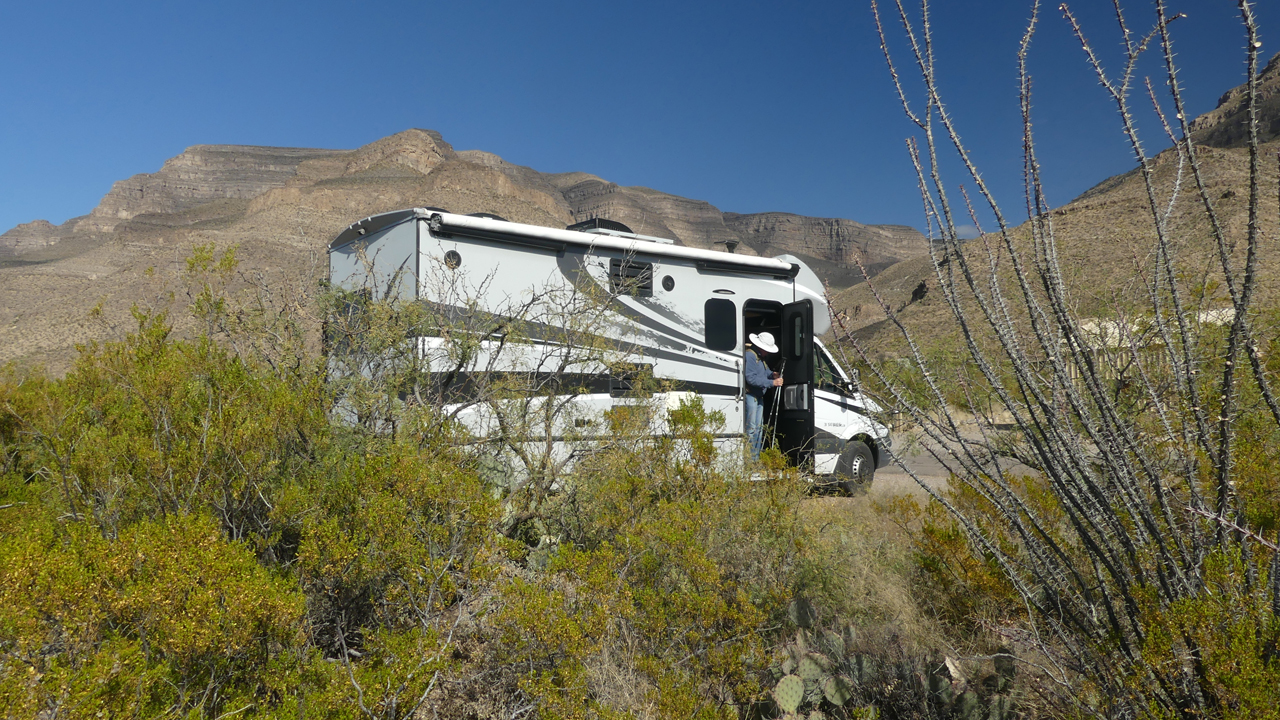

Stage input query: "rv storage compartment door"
[{"left": 777, "top": 300, "right": 815, "bottom": 469}]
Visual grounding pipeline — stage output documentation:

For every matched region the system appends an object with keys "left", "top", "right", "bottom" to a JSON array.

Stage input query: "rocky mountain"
[
  {"left": 725, "top": 212, "right": 924, "bottom": 289},
  {"left": 0, "top": 129, "right": 926, "bottom": 373},
  {"left": 1189, "top": 51, "right": 1280, "bottom": 148},
  {"left": 832, "top": 53, "right": 1280, "bottom": 354}
]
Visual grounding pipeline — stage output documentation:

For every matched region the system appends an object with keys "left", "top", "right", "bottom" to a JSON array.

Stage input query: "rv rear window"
[
  {"left": 610, "top": 258, "right": 653, "bottom": 297},
  {"left": 704, "top": 299, "right": 737, "bottom": 351}
]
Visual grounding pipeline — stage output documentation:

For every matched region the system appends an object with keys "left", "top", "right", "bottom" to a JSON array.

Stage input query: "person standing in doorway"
[{"left": 744, "top": 331, "right": 784, "bottom": 461}]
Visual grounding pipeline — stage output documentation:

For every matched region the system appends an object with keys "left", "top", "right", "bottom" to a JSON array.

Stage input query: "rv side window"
[
  {"left": 704, "top": 299, "right": 736, "bottom": 351},
  {"left": 610, "top": 258, "right": 654, "bottom": 297},
  {"left": 816, "top": 347, "right": 844, "bottom": 393}
]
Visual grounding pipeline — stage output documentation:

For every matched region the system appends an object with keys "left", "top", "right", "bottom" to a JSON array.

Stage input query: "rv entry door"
[{"left": 777, "top": 300, "right": 815, "bottom": 469}]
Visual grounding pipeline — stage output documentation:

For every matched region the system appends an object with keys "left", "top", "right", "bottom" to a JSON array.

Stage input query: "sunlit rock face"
[{"left": 0, "top": 128, "right": 922, "bottom": 372}]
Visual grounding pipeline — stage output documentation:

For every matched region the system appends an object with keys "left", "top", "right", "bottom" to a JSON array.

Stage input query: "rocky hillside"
[
  {"left": 0, "top": 129, "right": 926, "bottom": 373},
  {"left": 832, "top": 53, "right": 1280, "bottom": 355},
  {"left": 725, "top": 212, "right": 924, "bottom": 289},
  {"left": 1189, "top": 51, "right": 1280, "bottom": 148}
]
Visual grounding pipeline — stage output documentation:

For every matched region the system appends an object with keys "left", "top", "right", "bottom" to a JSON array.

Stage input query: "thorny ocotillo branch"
[{"left": 859, "top": 0, "right": 1279, "bottom": 715}]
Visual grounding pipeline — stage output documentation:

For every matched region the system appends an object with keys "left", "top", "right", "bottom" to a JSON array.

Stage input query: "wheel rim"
[{"left": 849, "top": 455, "right": 868, "bottom": 483}]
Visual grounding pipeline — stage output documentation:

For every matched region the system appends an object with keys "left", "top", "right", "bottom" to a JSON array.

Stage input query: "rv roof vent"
[
  {"left": 568, "top": 218, "right": 634, "bottom": 234},
  {"left": 467, "top": 212, "right": 508, "bottom": 221},
  {"left": 569, "top": 218, "right": 676, "bottom": 245}
]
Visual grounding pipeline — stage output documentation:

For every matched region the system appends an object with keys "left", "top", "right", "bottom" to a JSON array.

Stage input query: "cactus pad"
[
  {"left": 797, "top": 656, "right": 824, "bottom": 682},
  {"left": 774, "top": 674, "right": 804, "bottom": 713},
  {"left": 788, "top": 597, "right": 817, "bottom": 628},
  {"left": 822, "top": 674, "right": 854, "bottom": 706},
  {"left": 802, "top": 653, "right": 832, "bottom": 680},
  {"left": 819, "top": 629, "right": 845, "bottom": 657}
]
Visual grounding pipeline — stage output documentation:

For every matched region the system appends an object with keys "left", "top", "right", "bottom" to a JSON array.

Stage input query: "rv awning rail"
[{"left": 331, "top": 209, "right": 801, "bottom": 280}]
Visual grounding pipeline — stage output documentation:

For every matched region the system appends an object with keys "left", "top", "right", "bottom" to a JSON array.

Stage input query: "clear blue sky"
[{"left": 1, "top": 1, "right": 1276, "bottom": 237}]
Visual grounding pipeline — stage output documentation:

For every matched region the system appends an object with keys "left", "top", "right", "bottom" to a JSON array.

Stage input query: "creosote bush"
[
  {"left": 489, "top": 398, "right": 820, "bottom": 718},
  {"left": 0, "top": 309, "right": 501, "bottom": 718},
  {"left": 0, "top": 512, "right": 308, "bottom": 718}
]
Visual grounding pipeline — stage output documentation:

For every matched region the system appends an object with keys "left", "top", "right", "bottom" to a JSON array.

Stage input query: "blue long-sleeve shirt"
[{"left": 744, "top": 349, "right": 774, "bottom": 400}]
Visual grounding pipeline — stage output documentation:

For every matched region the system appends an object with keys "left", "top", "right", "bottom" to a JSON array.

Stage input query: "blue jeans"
[{"left": 745, "top": 393, "right": 765, "bottom": 460}]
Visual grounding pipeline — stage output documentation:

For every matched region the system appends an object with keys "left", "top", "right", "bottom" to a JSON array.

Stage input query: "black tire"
[{"left": 836, "top": 440, "right": 875, "bottom": 495}]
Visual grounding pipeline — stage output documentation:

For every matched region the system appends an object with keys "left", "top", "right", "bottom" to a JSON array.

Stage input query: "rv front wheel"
[{"left": 836, "top": 440, "right": 874, "bottom": 495}]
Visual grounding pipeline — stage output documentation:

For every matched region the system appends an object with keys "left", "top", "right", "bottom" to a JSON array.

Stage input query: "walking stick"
[{"left": 767, "top": 357, "right": 787, "bottom": 447}]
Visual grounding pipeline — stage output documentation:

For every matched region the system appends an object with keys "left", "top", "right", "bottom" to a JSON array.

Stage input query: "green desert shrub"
[
  {"left": 488, "top": 398, "right": 843, "bottom": 718},
  {"left": 10, "top": 311, "right": 326, "bottom": 545},
  {"left": 0, "top": 311, "right": 502, "bottom": 719},
  {"left": 0, "top": 511, "right": 309, "bottom": 718},
  {"left": 272, "top": 435, "right": 499, "bottom": 656},
  {"left": 1129, "top": 549, "right": 1280, "bottom": 720}
]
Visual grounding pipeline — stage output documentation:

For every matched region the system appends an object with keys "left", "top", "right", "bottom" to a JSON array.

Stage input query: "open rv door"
[{"left": 777, "top": 299, "right": 815, "bottom": 469}]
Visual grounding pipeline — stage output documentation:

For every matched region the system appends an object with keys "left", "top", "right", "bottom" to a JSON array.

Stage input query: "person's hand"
[{"left": 772, "top": 377, "right": 784, "bottom": 387}]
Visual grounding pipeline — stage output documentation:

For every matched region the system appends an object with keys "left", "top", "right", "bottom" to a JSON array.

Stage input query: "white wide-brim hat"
[{"left": 748, "top": 331, "right": 779, "bottom": 354}]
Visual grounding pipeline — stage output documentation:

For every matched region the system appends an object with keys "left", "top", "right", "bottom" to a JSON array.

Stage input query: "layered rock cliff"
[
  {"left": 78, "top": 145, "right": 349, "bottom": 235},
  {"left": 1189, "top": 51, "right": 1280, "bottom": 148},
  {"left": 725, "top": 212, "right": 926, "bottom": 288},
  {"left": 0, "top": 129, "right": 925, "bottom": 372}
]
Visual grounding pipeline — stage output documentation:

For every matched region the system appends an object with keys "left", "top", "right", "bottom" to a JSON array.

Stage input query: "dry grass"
[{"left": 799, "top": 491, "right": 947, "bottom": 657}]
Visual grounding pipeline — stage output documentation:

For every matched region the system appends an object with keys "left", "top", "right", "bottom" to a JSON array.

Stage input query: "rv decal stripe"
[
  {"left": 815, "top": 393, "right": 870, "bottom": 413},
  {"left": 638, "top": 344, "right": 738, "bottom": 374},
  {"left": 426, "top": 371, "right": 737, "bottom": 402},
  {"left": 614, "top": 298, "right": 707, "bottom": 348},
  {"left": 554, "top": 252, "right": 711, "bottom": 352}
]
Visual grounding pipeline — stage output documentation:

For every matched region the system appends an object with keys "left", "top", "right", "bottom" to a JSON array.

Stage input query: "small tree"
[{"left": 323, "top": 240, "right": 654, "bottom": 540}]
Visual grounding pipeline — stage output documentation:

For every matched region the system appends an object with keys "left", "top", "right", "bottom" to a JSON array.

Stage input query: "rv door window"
[
  {"left": 704, "top": 299, "right": 737, "bottom": 351},
  {"left": 790, "top": 315, "right": 805, "bottom": 359},
  {"left": 610, "top": 258, "right": 654, "bottom": 297}
]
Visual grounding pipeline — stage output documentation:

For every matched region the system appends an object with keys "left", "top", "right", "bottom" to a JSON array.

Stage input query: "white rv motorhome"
[{"left": 328, "top": 208, "right": 891, "bottom": 489}]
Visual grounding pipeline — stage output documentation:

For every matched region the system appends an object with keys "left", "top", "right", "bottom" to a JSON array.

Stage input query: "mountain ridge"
[
  {"left": 0, "top": 129, "right": 928, "bottom": 373},
  {"left": 831, "top": 54, "right": 1280, "bottom": 354}
]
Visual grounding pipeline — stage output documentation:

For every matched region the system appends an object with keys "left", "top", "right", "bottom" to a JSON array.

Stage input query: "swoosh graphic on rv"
[
  {"left": 554, "top": 251, "right": 723, "bottom": 358},
  {"left": 420, "top": 300, "right": 736, "bottom": 375}
]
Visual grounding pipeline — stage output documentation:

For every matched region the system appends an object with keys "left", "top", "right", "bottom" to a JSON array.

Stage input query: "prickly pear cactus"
[
  {"left": 797, "top": 654, "right": 827, "bottom": 682},
  {"left": 822, "top": 674, "right": 854, "bottom": 706},
  {"left": 775, "top": 674, "right": 805, "bottom": 714},
  {"left": 818, "top": 629, "right": 845, "bottom": 658},
  {"left": 955, "top": 690, "right": 981, "bottom": 720},
  {"left": 787, "top": 597, "right": 818, "bottom": 628},
  {"left": 989, "top": 694, "right": 1014, "bottom": 720}
]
